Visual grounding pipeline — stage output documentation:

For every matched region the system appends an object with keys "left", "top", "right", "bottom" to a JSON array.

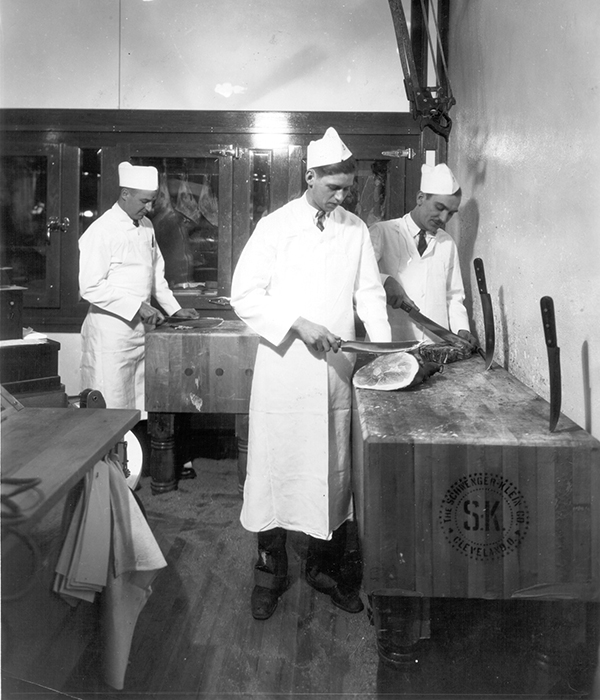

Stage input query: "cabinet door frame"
[
  {"left": 1, "top": 142, "right": 62, "bottom": 307},
  {"left": 1, "top": 110, "right": 438, "bottom": 330},
  {"left": 128, "top": 142, "right": 234, "bottom": 298}
]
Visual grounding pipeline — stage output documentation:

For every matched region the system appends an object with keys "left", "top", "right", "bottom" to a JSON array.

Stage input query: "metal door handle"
[{"left": 46, "top": 216, "right": 70, "bottom": 243}]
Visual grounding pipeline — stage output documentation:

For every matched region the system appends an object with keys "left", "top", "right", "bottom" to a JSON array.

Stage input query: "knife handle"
[
  {"left": 540, "top": 296, "right": 557, "bottom": 348},
  {"left": 473, "top": 258, "right": 488, "bottom": 295},
  {"left": 399, "top": 300, "right": 412, "bottom": 313}
]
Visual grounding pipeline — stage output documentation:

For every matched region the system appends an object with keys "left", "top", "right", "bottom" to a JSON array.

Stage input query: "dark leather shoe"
[
  {"left": 251, "top": 585, "right": 280, "bottom": 620},
  {"left": 306, "top": 569, "right": 364, "bottom": 614}
]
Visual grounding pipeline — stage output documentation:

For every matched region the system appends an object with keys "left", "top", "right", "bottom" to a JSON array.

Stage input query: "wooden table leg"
[
  {"left": 148, "top": 412, "right": 178, "bottom": 494},
  {"left": 235, "top": 413, "right": 249, "bottom": 497}
]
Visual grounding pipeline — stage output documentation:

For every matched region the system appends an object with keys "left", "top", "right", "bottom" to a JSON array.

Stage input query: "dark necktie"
[
  {"left": 132, "top": 219, "right": 139, "bottom": 227},
  {"left": 315, "top": 210, "right": 326, "bottom": 231},
  {"left": 417, "top": 229, "right": 427, "bottom": 256}
]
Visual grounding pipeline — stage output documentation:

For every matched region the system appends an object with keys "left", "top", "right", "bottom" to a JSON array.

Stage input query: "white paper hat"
[
  {"left": 307, "top": 127, "right": 352, "bottom": 169},
  {"left": 420, "top": 163, "right": 460, "bottom": 195},
  {"left": 118, "top": 162, "right": 159, "bottom": 191}
]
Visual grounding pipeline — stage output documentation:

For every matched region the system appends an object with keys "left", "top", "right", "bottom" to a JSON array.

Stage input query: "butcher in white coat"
[
  {"left": 79, "top": 162, "right": 198, "bottom": 413},
  {"left": 231, "top": 128, "right": 391, "bottom": 620},
  {"left": 369, "top": 164, "right": 477, "bottom": 351}
]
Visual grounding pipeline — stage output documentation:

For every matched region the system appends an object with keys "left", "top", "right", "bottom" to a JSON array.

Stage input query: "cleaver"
[
  {"left": 340, "top": 339, "right": 421, "bottom": 354},
  {"left": 399, "top": 300, "right": 465, "bottom": 346}
]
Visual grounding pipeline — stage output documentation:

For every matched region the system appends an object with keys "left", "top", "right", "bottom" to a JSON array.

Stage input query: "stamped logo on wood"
[{"left": 438, "top": 472, "right": 529, "bottom": 561}]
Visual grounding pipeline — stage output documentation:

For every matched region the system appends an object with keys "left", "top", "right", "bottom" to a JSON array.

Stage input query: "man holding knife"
[
  {"left": 231, "top": 127, "right": 391, "bottom": 620},
  {"left": 369, "top": 163, "right": 476, "bottom": 352},
  {"left": 79, "top": 162, "right": 198, "bottom": 413}
]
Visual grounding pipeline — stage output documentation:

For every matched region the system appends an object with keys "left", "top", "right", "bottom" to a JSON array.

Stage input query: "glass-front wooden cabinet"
[
  {"left": 0, "top": 110, "right": 430, "bottom": 330},
  {"left": 1, "top": 145, "right": 62, "bottom": 307}
]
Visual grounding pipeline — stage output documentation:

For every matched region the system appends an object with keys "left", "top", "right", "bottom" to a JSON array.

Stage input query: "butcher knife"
[
  {"left": 473, "top": 258, "right": 495, "bottom": 371},
  {"left": 340, "top": 339, "right": 421, "bottom": 354},
  {"left": 540, "top": 296, "right": 561, "bottom": 432},
  {"left": 398, "top": 300, "right": 465, "bottom": 346}
]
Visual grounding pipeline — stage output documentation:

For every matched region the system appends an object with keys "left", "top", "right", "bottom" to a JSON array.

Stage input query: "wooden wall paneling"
[
  {"left": 270, "top": 147, "right": 291, "bottom": 214},
  {"left": 59, "top": 144, "right": 81, "bottom": 311},
  {"left": 387, "top": 154, "right": 408, "bottom": 220},
  {"left": 288, "top": 144, "right": 304, "bottom": 202},
  {"left": 232, "top": 149, "right": 252, "bottom": 270},
  {"left": 217, "top": 155, "right": 234, "bottom": 297},
  {"left": 2, "top": 110, "right": 422, "bottom": 137},
  {"left": 100, "top": 144, "right": 128, "bottom": 214}
]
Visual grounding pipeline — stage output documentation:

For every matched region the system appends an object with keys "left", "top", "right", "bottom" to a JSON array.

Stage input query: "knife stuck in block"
[
  {"left": 473, "top": 258, "right": 496, "bottom": 371},
  {"left": 540, "top": 296, "right": 562, "bottom": 432}
]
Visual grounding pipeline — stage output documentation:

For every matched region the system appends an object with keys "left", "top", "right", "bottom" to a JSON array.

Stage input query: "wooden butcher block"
[
  {"left": 145, "top": 319, "right": 259, "bottom": 414},
  {"left": 352, "top": 356, "right": 600, "bottom": 601}
]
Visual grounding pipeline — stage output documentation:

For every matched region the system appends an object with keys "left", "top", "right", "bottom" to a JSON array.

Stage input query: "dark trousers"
[{"left": 254, "top": 523, "right": 349, "bottom": 588}]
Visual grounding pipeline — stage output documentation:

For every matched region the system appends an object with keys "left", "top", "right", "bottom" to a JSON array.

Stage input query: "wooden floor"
[{"left": 4, "top": 448, "right": 599, "bottom": 700}]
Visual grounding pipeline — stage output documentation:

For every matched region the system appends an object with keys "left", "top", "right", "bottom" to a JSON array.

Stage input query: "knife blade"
[
  {"left": 340, "top": 340, "right": 421, "bottom": 354},
  {"left": 540, "top": 296, "right": 561, "bottom": 432},
  {"left": 473, "top": 258, "right": 495, "bottom": 371},
  {"left": 399, "top": 300, "right": 464, "bottom": 346}
]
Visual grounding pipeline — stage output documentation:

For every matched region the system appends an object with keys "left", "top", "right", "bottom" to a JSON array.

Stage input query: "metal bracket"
[
  {"left": 209, "top": 145, "right": 246, "bottom": 159},
  {"left": 388, "top": 0, "right": 455, "bottom": 140},
  {"left": 382, "top": 148, "right": 417, "bottom": 160}
]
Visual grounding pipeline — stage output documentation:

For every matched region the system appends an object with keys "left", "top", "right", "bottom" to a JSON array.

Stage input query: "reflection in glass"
[
  {"left": 131, "top": 157, "right": 219, "bottom": 289},
  {"left": 80, "top": 149, "right": 101, "bottom": 236},
  {"left": 298, "top": 157, "right": 390, "bottom": 226},
  {"left": 343, "top": 159, "right": 389, "bottom": 226},
  {"left": 251, "top": 151, "right": 270, "bottom": 232},
  {"left": 0, "top": 156, "right": 48, "bottom": 290}
]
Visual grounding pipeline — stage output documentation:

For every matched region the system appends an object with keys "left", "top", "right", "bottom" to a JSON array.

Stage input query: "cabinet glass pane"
[
  {"left": 131, "top": 156, "right": 219, "bottom": 290},
  {"left": 296, "top": 156, "right": 390, "bottom": 226},
  {"left": 80, "top": 149, "right": 102, "bottom": 236},
  {"left": 0, "top": 155, "right": 49, "bottom": 292}
]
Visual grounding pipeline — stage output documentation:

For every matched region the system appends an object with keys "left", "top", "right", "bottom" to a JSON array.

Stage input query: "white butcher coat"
[
  {"left": 231, "top": 194, "right": 391, "bottom": 540},
  {"left": 369, "top": 213, "right": 470, "bottom": 342},
  {"left": 79, "top": 203, "right": 181, "bottom": 410}
]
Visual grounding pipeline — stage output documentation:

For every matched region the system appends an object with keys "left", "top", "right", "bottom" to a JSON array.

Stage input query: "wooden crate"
[
  {"left": 352, "top": 357, "right": 600, "bottom": 602},
  {"left": 145, "top": 320, "right": 259, "bottom": 414}
]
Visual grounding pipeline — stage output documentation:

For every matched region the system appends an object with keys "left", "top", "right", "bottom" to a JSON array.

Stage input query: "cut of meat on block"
[{"left": 353, "top": 352, "right": 420, "bottom": 391}]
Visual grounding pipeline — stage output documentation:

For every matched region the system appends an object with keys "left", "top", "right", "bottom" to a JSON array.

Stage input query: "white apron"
[
  {"left": 79, "top": 205, "right": 180, "bottom": 411},
  {"left": 231, "top": 196, "right": 390, "bottom": 540}
]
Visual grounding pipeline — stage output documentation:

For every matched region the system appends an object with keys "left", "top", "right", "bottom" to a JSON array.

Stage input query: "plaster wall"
[
  {"left": 447, "top": 0, "right": 600, "bottom": 438},
  {"left": 0, "top": 0, "right": 409, "bottom": 112}
]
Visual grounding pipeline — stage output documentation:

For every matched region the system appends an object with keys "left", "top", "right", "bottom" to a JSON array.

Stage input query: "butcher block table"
[
  {"left": 352, "top": 355, "right": 600, "bottom": 672},
  {"left": 145, "top": 320, "right": 259, "bottom": 494},
  {"left": 2, "top": 404, "right": 140, "bottom": 528},
  {"left": 1, "top": 402, "right": 139, "bottom": 689}
]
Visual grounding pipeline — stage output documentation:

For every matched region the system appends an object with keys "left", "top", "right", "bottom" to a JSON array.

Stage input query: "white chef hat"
[
  {"left": 420, "top": 163, "right": 460, "bottom": 195},
  {"left": 306, "top": 127, "right": 352, "bottom": 169},
  {"left": 118, "top": 162, "right": 159, "bottom": 191}
]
